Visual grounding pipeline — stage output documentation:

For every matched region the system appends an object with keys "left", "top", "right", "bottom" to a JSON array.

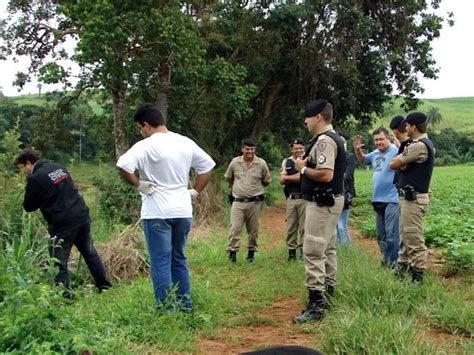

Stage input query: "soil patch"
[{"left": 197, "top": 298, "right": 319, "bottom": 354}]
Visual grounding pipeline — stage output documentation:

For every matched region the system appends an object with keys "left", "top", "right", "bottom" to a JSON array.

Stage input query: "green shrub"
[{"left": 93, "top": 165, "right": 140, "bottom": 224}]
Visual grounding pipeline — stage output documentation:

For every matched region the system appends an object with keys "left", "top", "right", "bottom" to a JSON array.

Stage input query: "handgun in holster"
[
  {"left": 314, "top": 187, "right": 335, "bottom": 207},
  {"left": 401, "top": 185, "right": 417, "bottom": 201}
]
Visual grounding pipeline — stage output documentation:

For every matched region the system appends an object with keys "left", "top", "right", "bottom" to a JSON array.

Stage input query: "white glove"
[
  {"left": 137, "top": 180, "right": 157, "bottom": 195},
  {"left": 188, "top": 188, "right": 199, "bottom": 199}
]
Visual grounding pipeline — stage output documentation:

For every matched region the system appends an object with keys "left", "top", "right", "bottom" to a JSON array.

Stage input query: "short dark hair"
[
  {"left": 319, "top": 102, "right": 333, "bottom": 123},
  {"left": 415, "top": 121, "right": 428, "bottom": 133},
  {"left": 134, "top": 103, "right": 165, "bottom": 127},
  {"left": 394, "top": 123, "right": 406, "bottom": 133},
  {"left": 372, "top": 127, "right": 389, "bottom": 138},
  {"left": 15, "top": 149, "right": 40, "bottom": 165}
]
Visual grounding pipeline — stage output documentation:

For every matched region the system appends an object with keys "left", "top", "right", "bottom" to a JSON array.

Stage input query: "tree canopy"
[{"left": 0, "top": 0, "right": 452, "bottom": 162}]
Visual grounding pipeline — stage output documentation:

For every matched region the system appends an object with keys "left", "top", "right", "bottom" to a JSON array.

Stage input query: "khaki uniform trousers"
[
  {"left": 286, "top": 198, "right": 306, "bottom": 250},
  {"left": 228, "top": 201, "right": 263, "bottom": 252},
  {"left": 303, "top": 196, "right": 344, "bottom": 292},
  {"left": 398, "top": 194, "right": 429, "bottom": 271}
]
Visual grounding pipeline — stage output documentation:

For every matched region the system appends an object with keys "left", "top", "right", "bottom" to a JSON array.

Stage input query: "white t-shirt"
[{"left": 116, "top": 131, "right": 215, "bottom": 219}]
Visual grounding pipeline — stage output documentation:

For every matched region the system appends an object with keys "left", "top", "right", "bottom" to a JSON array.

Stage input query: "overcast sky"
[{"left": 0, "top": 0, "right": 472, "bottom": 99}]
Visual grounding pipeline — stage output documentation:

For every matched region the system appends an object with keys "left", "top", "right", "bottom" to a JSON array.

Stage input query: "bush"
[{"left": 93, "top": 166, "right": 140, "bottom": 224}]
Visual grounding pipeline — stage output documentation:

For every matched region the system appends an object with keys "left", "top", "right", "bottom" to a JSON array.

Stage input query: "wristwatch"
[{"left": 300, "top": 167, "right": 307, "bottom": 175}]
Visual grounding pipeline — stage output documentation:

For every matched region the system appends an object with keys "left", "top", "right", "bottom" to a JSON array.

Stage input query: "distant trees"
[
  {"left": 427, "top": 106, "right": 443, "bottom": 129},
  {"left": 430, "top": 128, "right": 474, "bottom": 165}
]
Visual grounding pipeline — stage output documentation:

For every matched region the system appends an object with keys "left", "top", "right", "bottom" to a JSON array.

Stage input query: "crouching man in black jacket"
[{"left": 15, "top": 149, "right": 111, "bottom": 295}]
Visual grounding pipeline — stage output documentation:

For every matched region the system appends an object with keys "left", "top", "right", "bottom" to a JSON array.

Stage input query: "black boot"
[
  {"left": 288, "top": 249, "right": 297, "bottom": 261},
  {"left": 395, "top": 262, "right": 411, "bottom": 280},
  {"left": 292, "top": 290, "right": 327, "bottom": 324},
  {"left": 229, "top": 251, "right": 237, "bottom": 263},
  {"left": 411, "top": 270, "right": 424, "bottom": 284},
  {"left": 323, "top": 284, "right": 335, "bottom": 309},
  {"left": 247, "top": 250, "right": 255, "bottom": 263}
]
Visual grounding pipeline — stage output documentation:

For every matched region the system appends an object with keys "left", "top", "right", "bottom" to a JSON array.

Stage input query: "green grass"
[
  {"left": 376, "top": 97, "right": 474, "bottom": 132},
  {"left": 25, "top": 228, "right": 469, "bottom": 353},
  {"left": 352, "top": 165, "right": 474, "bottom": 245},
  {"left": 8, "top": 94, "right": 105, "bottom": 115},
  {"left": 2, "top": 163, "right": 473, "bottom": 353}
]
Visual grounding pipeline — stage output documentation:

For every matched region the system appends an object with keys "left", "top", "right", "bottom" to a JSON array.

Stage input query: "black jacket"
[{"left": 23, "top": 160, "right": 90, "bottom": 236}]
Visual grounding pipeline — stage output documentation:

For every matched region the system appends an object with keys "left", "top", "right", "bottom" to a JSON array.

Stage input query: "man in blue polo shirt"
[{"left": 353, "top": 127, "right": 400, "bottom": 267}]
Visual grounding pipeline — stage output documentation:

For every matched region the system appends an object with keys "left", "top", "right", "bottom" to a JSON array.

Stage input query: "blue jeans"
[
  {"left": 142, "top": 218, "right": 193, "bottom": 311},
  {"left": 336, "top": 208, "right": 352, "bottom": 246},
  {"left": 375, "top": 203, "right": 400, "bottom": 267}
]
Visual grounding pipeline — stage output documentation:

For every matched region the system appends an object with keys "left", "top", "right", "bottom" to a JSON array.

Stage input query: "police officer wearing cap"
[
  {"left": 390, "top": 115, "right": 410, "bottom": 152},
  {"left": 390, "top": 112, "right": 435, "bottom": 284},
  {"left": 292, "top": 99, "right": 345, "bottom": 323},
  {"left": 390, "top": 115, "right": 411, "bottom": 186},
  {"left": 225, "top": 138, "right": 272, "bottom": 263},
  {"left": 279, "top": 138, "right": 306, "bottom": 261}
]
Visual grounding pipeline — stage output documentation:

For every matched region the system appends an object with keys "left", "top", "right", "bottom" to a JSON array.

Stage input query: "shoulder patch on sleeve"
[
  {"left": 318, "top": 155, "right": 327, "bottom": 164},
  {"left": 317, "top": 141, "right": 327, "bottom": 152}
]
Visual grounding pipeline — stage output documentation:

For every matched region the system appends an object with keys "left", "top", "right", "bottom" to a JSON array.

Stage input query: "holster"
[
  {"left": 400, "top": 185, "right": 417, "bottom": 201},
  {"left": 314, "top": 187, "right": 335, "bottom": 207}
]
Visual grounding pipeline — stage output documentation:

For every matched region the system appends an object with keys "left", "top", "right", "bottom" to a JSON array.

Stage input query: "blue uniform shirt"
[{"left": 365, "top": 144, "right": 399, "bottom": 203}]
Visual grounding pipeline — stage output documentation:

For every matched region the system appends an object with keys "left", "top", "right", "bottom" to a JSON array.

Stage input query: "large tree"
[
  {"left": 1, "top": 0, "right": 204, "bottom": 157},
  {"left": 202, "top": 0, "right": 451, "bottom": 142}
]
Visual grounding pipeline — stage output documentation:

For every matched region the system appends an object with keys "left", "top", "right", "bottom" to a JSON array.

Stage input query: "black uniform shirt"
[{"left": 23, "top": 160, "right": 90, "bottom": 236}]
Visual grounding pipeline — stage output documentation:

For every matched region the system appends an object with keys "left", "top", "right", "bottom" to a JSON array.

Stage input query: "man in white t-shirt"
[{"left": 116, "top": 103, "right": 215, "bottom": 312}]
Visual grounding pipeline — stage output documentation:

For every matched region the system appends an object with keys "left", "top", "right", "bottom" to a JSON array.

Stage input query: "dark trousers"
[{"left": 50, "top": 223, "right": 111, "bottom": 291}]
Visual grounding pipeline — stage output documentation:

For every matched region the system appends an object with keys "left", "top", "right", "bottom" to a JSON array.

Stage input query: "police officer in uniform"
[
  {"left": 225, "top": 139, "right": 272, "bottom": 263},
  {"left": 389, "top": 112, "right": 435, "bottom": 284},
  {"left": 390, "top": 115, "right": 410, "bottom": 152},
  {"left": 279, "top": 138, "right": 306, "bottom": 261},
  {"left": 390, "top": 115, "right": 410, "bottom": 187},
  {"left": 292, "top": 99, "right": 345, "bottom": 323}
]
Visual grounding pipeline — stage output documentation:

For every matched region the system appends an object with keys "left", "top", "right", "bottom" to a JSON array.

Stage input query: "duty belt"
[
  {"left": 233, "top": 195, "right": 265, "bottom": 203},
  {"left": 303, "top": 194, "right": 342, "bottom": 202},
  {"left": 289, "top": 193, "right": 303, "bottom": 199}
]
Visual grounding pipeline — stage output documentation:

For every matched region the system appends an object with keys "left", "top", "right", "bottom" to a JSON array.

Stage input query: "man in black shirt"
[{"left": 16, "top": 149, "right": 111, "bottom": 295}]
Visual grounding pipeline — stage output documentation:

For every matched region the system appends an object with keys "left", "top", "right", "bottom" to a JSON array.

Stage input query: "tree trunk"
[
  {"left": 112, "top": 89, "right": 129, "bottom": 158},
  {"left": 155, "top": 58, "right": 172, "bottom": 120},
  {"left": 251, "top": 82, "right": 284, "bottom": 141}
]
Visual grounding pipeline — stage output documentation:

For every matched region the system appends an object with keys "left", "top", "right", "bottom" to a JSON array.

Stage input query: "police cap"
[
  {"left": 304, "top": 99, "right": 328, "bottom": 118},
  {"left": 241, "top": 138, "right": 256, "bottom": 147},
  {"left": 405, "top": 112, "right": 427, "bottom": 125},
  {"left": 291, "top": 138, "right": 305, "bottom": 146},
  {"left": 389, "top": 115, "right": 405, "bottom": 130}
]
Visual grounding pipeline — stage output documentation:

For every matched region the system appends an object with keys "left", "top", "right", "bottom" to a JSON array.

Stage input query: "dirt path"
[
  {"left": 196, "top": 204, "right": 468, "bottom": 354},
  {"left": 196, "top": 203, "right": 317, "bottom": 354}
]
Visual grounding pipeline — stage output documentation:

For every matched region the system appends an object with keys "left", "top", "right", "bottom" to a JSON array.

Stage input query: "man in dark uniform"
[
  {"left": 389, "top": 112, "right": 435, "bottom": 284},
  {"left": 292, "top": 99, "right": 345, "bottom": 323},
  {"left": 279, "top": 138, "right": 306, "bottom": 261},
  {"left": 16, "top": 149, "right": 111, "bottom": 295}
]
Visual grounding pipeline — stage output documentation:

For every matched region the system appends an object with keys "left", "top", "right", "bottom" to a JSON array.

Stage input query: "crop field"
[{"left": 352, "top": 165, "right": 474, "bottom": 272}]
